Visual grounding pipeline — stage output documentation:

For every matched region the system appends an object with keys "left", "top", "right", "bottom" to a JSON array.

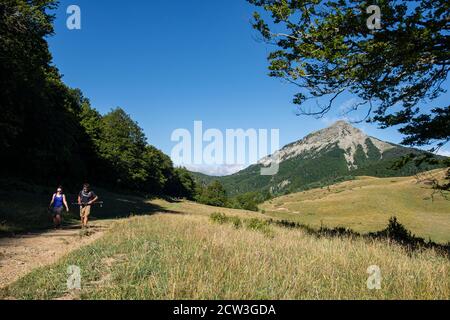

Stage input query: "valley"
[
  {"left": 1, "top": 197, "right": 449, "bottom": 300},
  {"left": 2, "top": 0, "right": 449, "bottom": 303},
  {"left": 192, "top": 121, "right": 445, "bottom": 197},
  {"left": 260, "top": 169, "right": 450, "bottom": 243}
]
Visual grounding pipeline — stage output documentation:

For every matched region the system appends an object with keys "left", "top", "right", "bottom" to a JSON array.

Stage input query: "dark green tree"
[
  {"left": 0, "top": 0, "right": 95, "bottom": 185},
  {"left": 0, "top": 0, "right": 198, "bottom": 199},
  {"left": 198, "top": 180, "right": 229, "bottom": 207},
  {"left": 142, "top": 145, "right": 171, "bottom": 195},
  {"left": 174, "top": 167, "right": 197, "bottom": 199},
  {"left": 232, "top": 192, "right": 260, "bottom": 211},
  {"left": 164, "top": 167, "right": 197, "bottom": 199},
  {"left": 76, "top": 91, "right": 114, "bottom": 183},
  {"left": 0, "top": 0, "right": 57, "bottom": 149},
  {"left": 99, "top": 108, "right": 148, "bottom": 189},
  {"left": 78, "top": 95, "right": 102, "bottom": 148}
]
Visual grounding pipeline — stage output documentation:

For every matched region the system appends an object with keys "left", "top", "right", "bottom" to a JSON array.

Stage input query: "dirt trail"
[{"left": 0, "top": 220, "right": 112, "bottom": 289}]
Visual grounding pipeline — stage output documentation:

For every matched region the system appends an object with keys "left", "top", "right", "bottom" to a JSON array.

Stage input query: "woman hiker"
[{"left": 49, "top": 186, "right": 69, "bottom": 229}]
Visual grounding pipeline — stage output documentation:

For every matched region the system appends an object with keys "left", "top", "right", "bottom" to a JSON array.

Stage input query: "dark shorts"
[{"left": 52, "top": 207, "right": 63, "bottom": 217}]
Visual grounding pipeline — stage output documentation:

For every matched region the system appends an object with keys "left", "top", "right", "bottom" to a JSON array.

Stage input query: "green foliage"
[
  {"left": 165, "top": 167, "right": 197, "bottom": 199},
  {"left": 84, "top": 107, "right": 196, "bottom": 197},
  {"left": 245, "top": 218, "right": 269, "bottom": 232},
  {"left": 209, "top": 212, "right": 228, "bottom": 224},
  {"left": 97, "top": 108, "right": 147, "bottom": 188},
  {"left": 209, "top": 213, "right": 273, "bottom": 237},
  {"left": 231, "top": 193, "right": 259, "bottom": 212},
  {"left": 1, "top": 0, "right": 91, "bottom": 184},
  {"left": 230, "top": 191, "right": 271, "bottom": 212},
  {"left": 230, "top": 216, "right": 242, "bottom": 229},
  {"left": 382, "top": 217, "right": 415, "bottom": 243},
  {"left": 196, "top": 181, "right": 272, "bottom": 211},
  {"left": 0, "top": 0, "right": 197, "bottom": 199},
  {"left": 0, "top": 0, "right": 58, "bottom": 149},
  {"left": 143, "top": 146, "right": 173, "bottom": 194},
  {"left": 197, "top": 180, "right": 228, "bottom": 207},
  {"left": 196, "top": 141, "right": 445, "bottom": 197},
  {"left": 248, "top": 0, "right": 450, "bottom": 189}
]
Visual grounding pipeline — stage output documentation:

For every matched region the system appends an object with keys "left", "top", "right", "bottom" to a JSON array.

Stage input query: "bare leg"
[
  {"left": 80, "top": 207, "right": 85, "bottom": 228},
  {"left": 82, "top": 206, "right": 91, "bottom": 228},
  {"left": 83, "top": 215, "right": 89, "bottom": 228},
  {"left": 55, "top": 215, "right": 62, "bottom": 228}
]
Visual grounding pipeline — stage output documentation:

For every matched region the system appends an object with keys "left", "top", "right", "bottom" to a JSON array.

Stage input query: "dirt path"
[{"left": 0, "top": 220, "right": 112, "bottom": 289}]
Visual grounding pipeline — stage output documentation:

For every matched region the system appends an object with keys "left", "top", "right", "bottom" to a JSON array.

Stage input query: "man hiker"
[
  {"left": 78, "top": 183, "right": 99, "bottom": 228},
  {"left": 49, "top": 186, "right": 69, "bottom": 229}
]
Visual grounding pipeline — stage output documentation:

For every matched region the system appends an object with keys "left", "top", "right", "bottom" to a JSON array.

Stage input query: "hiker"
[
  {"left": 49, "top": 186, "right": 69, "bottom": 229},
  {"left": 77, "top": 183, "right": 98, "bottom": 228}
]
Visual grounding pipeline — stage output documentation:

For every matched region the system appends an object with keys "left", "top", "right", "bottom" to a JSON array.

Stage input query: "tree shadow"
[
  {"left": 86, "top": 196, "right": 182, "bottom": 220},
  {"left": 0, "top": 189, "right": 183, "bottom": 238},
  {"left": 269, "top": 217, "right": 450, "bottom": 259}
]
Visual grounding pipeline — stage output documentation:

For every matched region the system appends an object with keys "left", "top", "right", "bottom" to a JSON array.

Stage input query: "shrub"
[
  {"left": 246, "top": 218, "right": 267, "bottom": 231},
  {"left": 209, "top": 212, "right": 228, "bottom": 224},
  {"left": 369, "top": 217, "right": 426, "bottom": 247},
  {"left": 233, "top": 193, "right": 259, "bottom": 211},
  {"left": 210, "top": 213, "right": 273, "bottom": 237},
  {"left": 245, "top": 218, "right": 273, "bottom": 237},
  {"left": 198, "top": 181, "right": 229, "bottom": 207},
  {"left": 230, "top": 216, "right": 242, "bottom": 229}
]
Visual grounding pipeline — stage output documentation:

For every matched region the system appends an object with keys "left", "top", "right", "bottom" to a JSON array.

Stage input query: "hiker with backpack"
[
  {"left": 78, "top": 183, "right": 99, "bottom": 228},
  {"left": 49, "top": 186, "right": 69, "bottom": 229}
]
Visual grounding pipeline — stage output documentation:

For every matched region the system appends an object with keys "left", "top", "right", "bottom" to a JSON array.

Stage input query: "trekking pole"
[{"left": 71, "top": 201, "right": 104, "bottom": 208}]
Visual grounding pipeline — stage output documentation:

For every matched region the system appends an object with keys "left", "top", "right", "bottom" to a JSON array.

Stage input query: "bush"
[
  {"left": 230, "top": 216, "right": 242, "bottom": 229},
  {"left": 209, "top": 212, "right": 228, "bottom": 224},
  {"left": 370, "top": 217, "right": 426, "bottom": 247},
  {"left": 245, "top": 218, "right": 273, "bottom": 237},
  {"left": 209, "top": 213, "right": 273, "bottom": 237},
  {"left": 198, "top": 181, "right": 229, "bottom": 207},
  {"left": 232, "top": 193, "right": 259, "bottom": 211},
  {"left": 246, "top": 218, "right": 267, "bottom": 231}
]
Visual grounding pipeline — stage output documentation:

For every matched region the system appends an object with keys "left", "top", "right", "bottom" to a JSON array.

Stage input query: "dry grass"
[
  {"left": 2, "top": 204, "right": 449, "bottom": 300},
  {"left": 260, "top": 169, "right": 450, "bottom": 243}
]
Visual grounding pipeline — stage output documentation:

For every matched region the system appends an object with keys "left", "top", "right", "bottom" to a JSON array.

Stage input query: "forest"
[{"left": 0, "top": 0, "right": 196, "bottom": 198}]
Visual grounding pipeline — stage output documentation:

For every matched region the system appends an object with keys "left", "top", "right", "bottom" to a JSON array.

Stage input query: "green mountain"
[{"left": 191, "top": 121, "right": 445, "bottom": 196}]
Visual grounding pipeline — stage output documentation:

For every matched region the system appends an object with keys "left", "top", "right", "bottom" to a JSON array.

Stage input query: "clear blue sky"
[{"left": 47, "top": 0, "right": 449, "bottom": 174}]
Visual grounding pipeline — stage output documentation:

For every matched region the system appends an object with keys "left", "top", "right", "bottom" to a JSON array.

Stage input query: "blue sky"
[{"left": 48, "top": 0, "right": 449, "bottom": 175}]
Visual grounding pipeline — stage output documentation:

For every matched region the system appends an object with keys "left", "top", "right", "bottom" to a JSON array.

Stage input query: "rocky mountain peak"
[{"left": 259, "top": 121, "right": 395, "bottom": 169}]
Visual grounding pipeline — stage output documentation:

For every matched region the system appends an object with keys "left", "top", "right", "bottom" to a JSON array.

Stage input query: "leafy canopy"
[
  {"left": 1, "top": 0, "right": 198, "bottom": 198},
  {"left": 248, "top": 0, "right": 449, "bottom": 151}
]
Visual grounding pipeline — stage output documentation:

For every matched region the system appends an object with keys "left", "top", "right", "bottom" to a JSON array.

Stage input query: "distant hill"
[
  {"left": 189, "top": 171, "right": 217, "bottom": 186},
  {"left": 191, "top": 121, "right": 446, "bottom": 196},
  {"left": 259, "top": 169, "right": 450, "bottom": 243}
]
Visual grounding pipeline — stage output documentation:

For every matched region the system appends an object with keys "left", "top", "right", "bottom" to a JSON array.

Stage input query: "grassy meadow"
[
  {"left": 260, "top": 169, "right": 450, "bottom": 244},
  {"left": 1, "top": 198, "right": 449, "bottom": 300},
  {"left": 1, "top": 170, "right": 449, "bottom": 300}
]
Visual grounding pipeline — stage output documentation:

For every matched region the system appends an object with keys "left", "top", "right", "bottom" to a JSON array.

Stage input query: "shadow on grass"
[
  {"left": 90, "top": 195, "right": 181, "bottom": 220},
  {"left": 208, "top": 212, "right": 450, "bottom": 259},
  {"left": 270, "top": 217, "right": 450, "bottom": 258},
  {"left": 0, "top": 188, "right": 182, "bottom": 238}
]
